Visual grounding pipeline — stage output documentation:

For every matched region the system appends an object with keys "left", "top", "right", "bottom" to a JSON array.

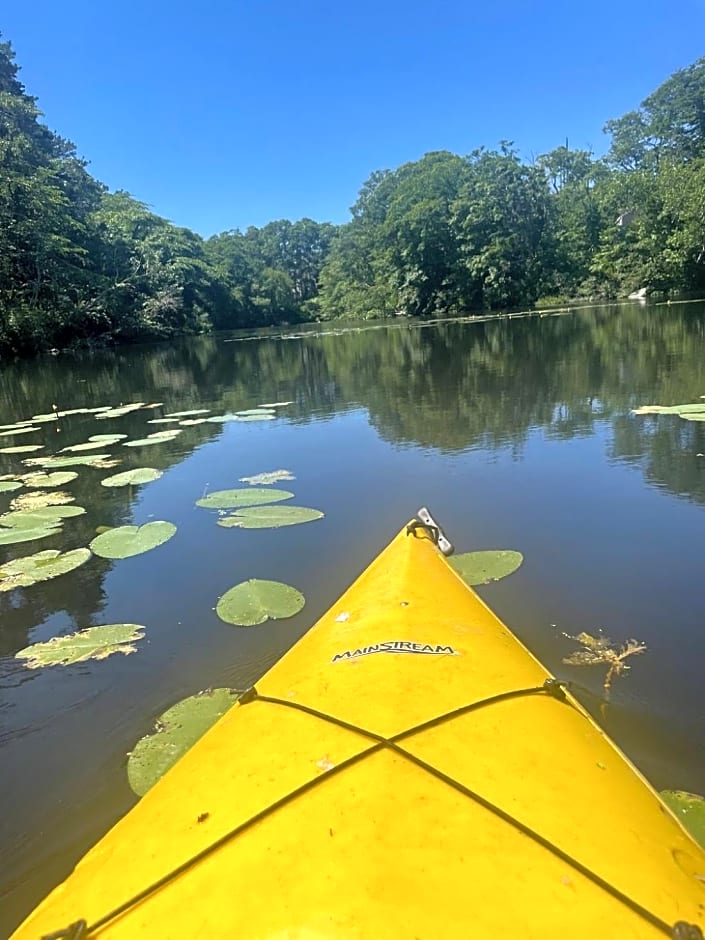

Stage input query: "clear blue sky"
[{"left": 3, "top": 0, "right": 704, "bottom": 236}]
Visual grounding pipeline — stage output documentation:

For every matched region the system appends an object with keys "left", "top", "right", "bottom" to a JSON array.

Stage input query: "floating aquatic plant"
[
  {"left": 89, "top": 521, "right": 177, "bottom": 559},
  {"left": 196, "top": 488, "right": 293, "bottom": 510},
  {"left": 233, "top": 413, "right": 275, "bottom": 422},
  {"left": 0, "top": 505, "right": 85, "bottom": 528},
  {"left": 0, "top": 547, "right": 91, "bottom": 592},
  {"left": 0, "top": 525, "right": 62, "bottom": 546},
  {"left": 0, "top": 481, "right": 23, "bottom": 493},
  {"left": 562, "top": 631, "right": 646, "bottom": 697},
  {"left": 10, "top": 490, "right": 74, "bottom": 511},
  {"left": 659, "top": 791, "right": 705, "bottom": 847},
  {"left": 449, "top": 550, "right": 524, "bottom": 585},
  {"left": 0, "top": 445, "right": 44, "bottom": 454},
  {"left": 0, "top": 426, "right": 40, "bottom": 438},
  {"left": 216, "top": 578, "right": 305, "bottom": 626},
  {"left": 127, "top": 688, "right": 241, "bottom": 796},
  {"left": 123, "top": 429, "right": 181, "bottom": 447},
  {"left": 218, "top": 505, "right": 323, "bottom": 529},
  {"left": 60, "top": 440, "right": 119, "bottom": 453},
  {"left": 100, "top": 468, "right": 163, "bottom": 487},
  {"left": 122, "top": 438, "right": 166, "bottom": 448},
  {"left": 632, "top": 402, "right": 705, "bottom": 417},
  {"left": 15, "top": 623, "right": 145, "bottom": 669},
  {"left": 205, "top": 412, "right": 275, "bottom": 423},
  {"left": 95, "top": 403, "right": 146, "bottom": 420},
  {"left": 0, "top": 422, "right": 36, "bottom": 431},
  {"left": 164, "top": 409, "right": 210, "bottom": 417},
  {"left": 147, "top": 430, "right": 182, "bottom": 439},
  {"left": 205, "top": 413, "right": 241, "bottom": 423},
  {"left": 21, "top": 471, "right": 78, "bottom": 488},
  {"left": 88, "top": 434, "right": 129, "bottom": 442},
  {"left": 239, "top": 469, "right": 295, "bottom": 485},
  {"left": 24, "top": 454, "right": 113, "bottom": 469}
]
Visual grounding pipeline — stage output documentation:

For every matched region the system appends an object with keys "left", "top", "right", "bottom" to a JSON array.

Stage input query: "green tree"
[
  {"left": 453, "top": 146, "right": 554, "bottom": 308},
  {"left": 537, "top": 146, "right": 607, "bottom": 296},
  {"left": 604, "top": 57, "right": 705, "bottom": 168}
]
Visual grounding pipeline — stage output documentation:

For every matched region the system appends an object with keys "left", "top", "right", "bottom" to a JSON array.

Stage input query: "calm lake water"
[{"left": 2, "top": 301, "right": 705, "bottom": 934}]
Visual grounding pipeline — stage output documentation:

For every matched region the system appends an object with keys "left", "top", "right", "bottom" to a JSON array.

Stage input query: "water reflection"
[
  {"left": 1, "top": 302, "right": 705, "bottom": 650},
  {"left": 1, "top": 300, "right": 705, "bottom": 935}
]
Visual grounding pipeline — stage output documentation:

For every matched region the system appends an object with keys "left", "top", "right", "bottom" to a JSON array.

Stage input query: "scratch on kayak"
[{"left": 316, "top": 755, "right": 335, "bottom": 772}]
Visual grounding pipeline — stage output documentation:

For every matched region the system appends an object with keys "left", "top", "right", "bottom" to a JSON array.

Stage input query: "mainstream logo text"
[{"left": 332, "top": 641, "right": 457, "bottom": 663}]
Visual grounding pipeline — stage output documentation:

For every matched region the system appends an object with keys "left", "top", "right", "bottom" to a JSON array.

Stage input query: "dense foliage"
[
  {"left": 0, "top": 37, "right": 334, "bottom": 355},
  {"left": 1, "top": 36, "right": 705, "bottom": 355}
]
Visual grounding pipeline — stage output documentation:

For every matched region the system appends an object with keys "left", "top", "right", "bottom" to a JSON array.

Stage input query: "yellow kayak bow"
[{"left": 13, "top": 511, "right": 705, "bottom": 938}]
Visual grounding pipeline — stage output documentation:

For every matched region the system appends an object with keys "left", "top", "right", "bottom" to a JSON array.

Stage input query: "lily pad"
[
  {"left": 10, "top": 490, "right": 74, "bottom": 511},
  {"left": 0, "top": 481, "right": 23, "bottom": 493},
  {"left": 100, "top": 468, "right": 163, "bottom": 488},
  {"left": 164, "top": 409, "right": 210, "bottom": 417},
  {"left": 15, "top": 623, "right": 145, "bottom": 669},
  {"left": 236, "top": 408, "right": 276, "bottom": 417},
  {"left": 0, "top": 422, "right": 36, "bottom": 431},
  {"left": 0, "top": 547, "right": 91, "bottom": 592},
  {"left": 449, "top": 550, "right": 524, "bottom": 585},
  {"left": 60, "top": 440, "right": 118, "bottom": 453},
  {"left": 674, "top": 404, "right": 705, "bottom": 414},
  {"left": 25, "top": 454, "right": 112, "bottom": 469},
  {"left": 89, "top": 521, "right": 177, "bottom": 559},
  {"left": 0, "top": 445, "right": 44, "bottom": 454},
  {"left": 59, "top": 434, "right": 127, "bottom": 454},
  {"left": 206, "top": 412, "right": 275, "bottom": 423},
  {"left": 123, "top": 430, "right": 181, "bottom": 447},
  {"left": 127, "top": 688, "right": 240, "bottom": 797},
  {"left": 218, "top": 505, "right": 324, "bottom": 529},
  {"left": 205, "top": 413, "right": 240, "bottom": 423},
  {"left": 196, "top": 488, "right": 293, "bottom": 510},
  {"left": 0, "top": 526, "right": 62, "bottom": 545},
  {"left": 632, "top": 403, "right": 705, "bottom": 415},
  {"left": 147, "top": 418, "right": 180, "bottom": 424},
  {"left": 660, "top": 791, "right": 705, "bottom": 847},
  {"left": 239, "top": 469, "right": 295, "bottom": 485},
  {"left": 122, "top": 439, "right": 166, "bottom": 448},
  {"left": 233, "top": 413, "right": 275, "bottom": 422},
  {"left": 216, "top": 578, "right": 305, "bottom": 626},
  {"left": 97, "top": 402, "right": 145, "bottom": 416},
  {"left": 148, "top": 429, "right": 182, "bottom": 439},
  {"left": 0, "top": 506, "right": 85, "bottom": 528},
  {"left": 0, "top": 426, "right": 40, "bottom": 437},
  {"left": 260, "top": 401, "right": 293, "bottom": 407},
  {"left": 22, "top": 471, "right": 78, "bottom": 488},
  {"left": 179, "top": 418, "right": 209, "bottom": 426}
]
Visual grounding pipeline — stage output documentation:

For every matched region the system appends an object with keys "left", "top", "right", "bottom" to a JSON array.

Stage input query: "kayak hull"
[{"left": 12, "top": 523, "right": 705, "bottom": 937}]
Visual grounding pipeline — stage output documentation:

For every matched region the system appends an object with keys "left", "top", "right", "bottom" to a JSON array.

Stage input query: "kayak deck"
[{"left": 12, "top": 520, "right": 705, "bottom": 938}]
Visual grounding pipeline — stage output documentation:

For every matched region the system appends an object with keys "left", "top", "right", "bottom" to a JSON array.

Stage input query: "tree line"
[{"left": 1, "top": 34, "right": 704, "bottom": 356}]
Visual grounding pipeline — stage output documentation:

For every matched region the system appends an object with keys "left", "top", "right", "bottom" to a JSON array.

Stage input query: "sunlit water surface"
[{"left": 2, "top": 301, "right": 705, "bottom": 934}]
